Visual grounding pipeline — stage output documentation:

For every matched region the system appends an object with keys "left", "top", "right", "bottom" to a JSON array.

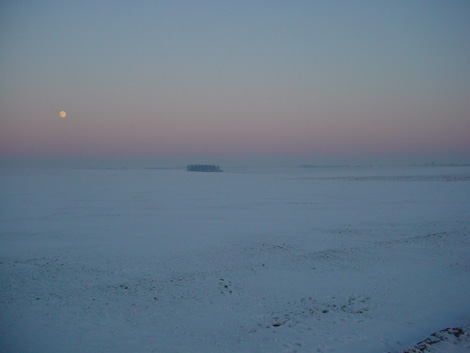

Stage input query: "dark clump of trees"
[{"left": 186, "top": 164, "right": 223, "bottom": 172}]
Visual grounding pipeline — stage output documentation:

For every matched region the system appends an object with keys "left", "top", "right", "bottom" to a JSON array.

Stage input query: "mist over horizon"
[{"left": 1, "top": 155, "right": 469, "bottom": 170}]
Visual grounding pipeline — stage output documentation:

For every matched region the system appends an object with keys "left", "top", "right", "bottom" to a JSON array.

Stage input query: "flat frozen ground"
[{"left": 1, "top": 166, "right": 469, "bottom": 352}]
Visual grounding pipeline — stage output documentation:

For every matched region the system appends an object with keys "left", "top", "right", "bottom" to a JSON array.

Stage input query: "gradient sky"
[{"left": 1, "top": 1, "right": 469, "bottom": 167}]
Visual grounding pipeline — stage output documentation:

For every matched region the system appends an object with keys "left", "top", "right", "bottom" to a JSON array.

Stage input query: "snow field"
[{"left": 1, "top": 166, "right": 469, "bottom": 352}]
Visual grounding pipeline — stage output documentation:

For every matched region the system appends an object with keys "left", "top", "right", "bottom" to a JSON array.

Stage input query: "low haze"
[{"left": 1, "top": 1, "right": 469, "bottom": 167}]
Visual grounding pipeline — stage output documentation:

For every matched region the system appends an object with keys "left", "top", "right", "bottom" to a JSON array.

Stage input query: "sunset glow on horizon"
[{"left": 1, "top": 1, "right": 469, "bottom": 168}]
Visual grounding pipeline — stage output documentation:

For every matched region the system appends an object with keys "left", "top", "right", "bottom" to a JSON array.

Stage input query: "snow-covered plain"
[{"left": 1, "top": 166, "right": 469, "bottom": 353}]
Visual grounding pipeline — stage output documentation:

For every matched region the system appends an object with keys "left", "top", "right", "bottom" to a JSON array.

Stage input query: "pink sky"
[{"left": 1, "top": 1, "right": 469, "bottom": 167}]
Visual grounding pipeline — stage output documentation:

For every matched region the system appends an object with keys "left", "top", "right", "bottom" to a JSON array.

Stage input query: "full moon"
[{"left": 59, "top": 111, "right": 66, "bottom": 118}]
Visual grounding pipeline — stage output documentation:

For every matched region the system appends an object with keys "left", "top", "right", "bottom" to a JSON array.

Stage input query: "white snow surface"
[{"left": 1, "top": 166, "right": 469, "bottom": 353}]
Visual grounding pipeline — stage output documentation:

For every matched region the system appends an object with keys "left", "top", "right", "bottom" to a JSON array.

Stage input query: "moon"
[{"left": 59, "top": 111, "right": 66, "bottom": 118}]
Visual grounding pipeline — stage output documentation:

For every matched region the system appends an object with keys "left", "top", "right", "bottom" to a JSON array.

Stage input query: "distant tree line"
[{"left": 186, "top": 164, "right": 223, "bottom": 172}]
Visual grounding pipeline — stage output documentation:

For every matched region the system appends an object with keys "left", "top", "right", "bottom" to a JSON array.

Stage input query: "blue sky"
[{"left": 1, "top": 1, "right": 469, "bottom": 167}]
